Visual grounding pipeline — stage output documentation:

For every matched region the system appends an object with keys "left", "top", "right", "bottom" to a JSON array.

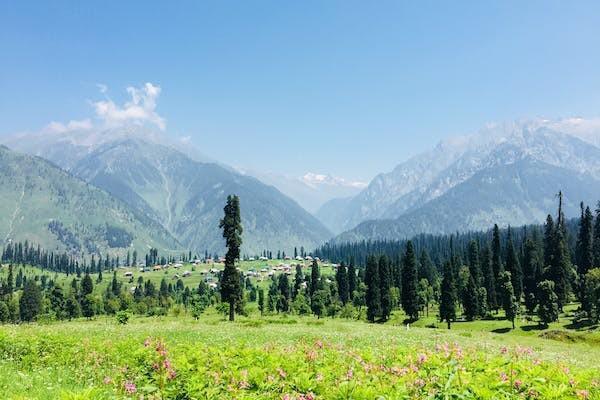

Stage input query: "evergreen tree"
[
  {"left": 467, "top": 240, "right": 482, "bottom": 285},
  {"left": 335, "top": 263, "right": 349, "bottom": 305},
  {"left": 111, "top": 271, "right": 120, "bottom": 296},
  {"left": 401, "top": 241, "right": 419, "bottom": 321},
  {"left": 543, "top": 214, "right": 555, "bottom": 268},
  {"left": 505, "top": 227, "right": 523, "bottom": 301},
  {"left": 347, "top": 262, "right": 357, "bottom": 300},
  {"left": 440, "top": 261, "right": 457, "bottom": 329},
  {"left": 491, "top": 224, "right": 504, "bottom": 306},
  {"left": 537, "top": 280, "right": 559, "bottom": 327},
  {"left": 593, "top": 202, "right": 600, "bottom": 268},
  {"left": 219, "top": 195, "right": 243, "bottom": 321},
  {"left": 522, "top": 238, "right": 542, "bottom": 313},
  {"left": 293, "top": 265, "right": 304, "bottom": 299},
  {"left": 277, "top": 274, "right": 291, "bottom": 312},
  {"left": 81, "top": 273, "right": 94, "bottom": 297},
  {"left": 258, "top": 287, "right": 265, "bottom": 316},
  {"left": 365, "top": 255, "right": 381, "bottom": 322},
  {"left": 5, "top": 264, "right": 14, "bottom": 298},
  {"left": 309, "top": 259, "right": 320, "bottom": 298},
  {"left": 379, "top": 255, "right": 392, "bottom": 321},
  {"left": 463, "top": 273, "right": 480, "bottom": 321},
  {"left": 576, "top": 203, "right": 594, "bottom": 311},
  {"left": 499, "top": 271, "right": 518, "bottom": 329},
  {"left": 19, "top": 280, "right": 42, "bottom": 322},
  {"left": 418, "top": 249, "right": 436, "bottom": 285},
  {"left": 481, "top": 244, "right": 497, "bottom": 312}
]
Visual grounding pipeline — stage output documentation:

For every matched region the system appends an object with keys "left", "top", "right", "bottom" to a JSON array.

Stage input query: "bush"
[{"left": 116, "top": 311, "right": 130, "bottom": 325}]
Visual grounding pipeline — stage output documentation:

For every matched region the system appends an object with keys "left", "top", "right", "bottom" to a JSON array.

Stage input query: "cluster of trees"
[
  {"left": 360, "top": 193, "right": 600, "bottom": 328},
  {"left": 0, "top": 264, "right": 218, "bottom": 323}
]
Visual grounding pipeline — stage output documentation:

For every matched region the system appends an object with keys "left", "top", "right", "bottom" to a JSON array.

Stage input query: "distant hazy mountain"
[
  {"left": 326, "top": 119, "right": 600, "bottom": 241},
  {"left": 249, "top": 170, "right": 366, "bottom": 214},
  {"left": 0, "top": 145, "right": 181, "bottom": 255},
  {"left": 4, "top": 127, "right": 332, "bottom": 254}
]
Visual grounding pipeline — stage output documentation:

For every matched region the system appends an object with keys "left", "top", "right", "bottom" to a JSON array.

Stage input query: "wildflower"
[
  {"left": 144, "top": 338, "right": 151, "bottom": 347},
  {"left": 103, "top": 376, "right": 112, "bottom": 385},
  {"left": 569, "top": 378, "right": 576, "bottom": 387},
  {"left": 500, "top": 346, "right": 508, "bottom": 354},
  {"left": 315, "top": 340, "right": 324, "bottom": 349},
  {"left": 277, "top": 368, "right": 287, "bottom": 379},
  {"left": 315, "top": 373, "right": 323, "bottom": 382},
  {"left": 417, "top": 353, "right": 428, "bottom": 364},
  {"left": 167, "top": 369, "right": 177, "bottom": 380},
  {"left": 346, "top": 368, "right": 354, "bottom": 380},
  {"left": 499, "top": 372, "right": 508, "bottom": 383},
  {"left": 123, "top": 381, "right": 136, "bottom": 394},
  {"left": 306, "top": 350, "right": 317, "bottom": 361},
  {"left": 577, "top": 389, "right": 590, "bottom": 399},
  {"left": 514, "top": 379, "right": 523, "bottom": 390},
  {"left": 414, "top": 378, "right": 425, "bottom": 388},
  {"left": 239, "top": 380, "right": 250, "bottom": 389},
  {"left": 282, "top": 394, "right": 291, "bottom": 400}
]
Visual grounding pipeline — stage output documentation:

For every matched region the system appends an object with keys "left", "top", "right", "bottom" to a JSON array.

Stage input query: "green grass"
[{"left": 1, "top": 311, "right": 599, "bottom": 399}]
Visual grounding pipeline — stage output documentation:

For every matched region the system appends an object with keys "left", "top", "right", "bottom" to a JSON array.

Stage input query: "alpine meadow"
[{"left": 2, "top": 2, "right": 600, "bottom": 399}]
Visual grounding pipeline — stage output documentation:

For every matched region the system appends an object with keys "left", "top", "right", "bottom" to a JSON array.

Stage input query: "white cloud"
[
  {"left": 92, "top": 82, "right": 166, "bottom": 130},
  {"left": 43, "top": 118, "right": 93, "bottom": 134},
  {"left": 96, "top": 83, "right": 108, "bottom": 94}
]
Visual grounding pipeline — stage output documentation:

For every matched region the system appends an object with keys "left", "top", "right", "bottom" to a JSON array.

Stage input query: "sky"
[{"left": 1, "top": 1, "right": 600, "bottom": 181}]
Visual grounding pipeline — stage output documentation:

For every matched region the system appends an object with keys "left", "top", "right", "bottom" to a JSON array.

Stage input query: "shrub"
[{"left": 116, "top": 310, "right": 130, "bottom": 325}]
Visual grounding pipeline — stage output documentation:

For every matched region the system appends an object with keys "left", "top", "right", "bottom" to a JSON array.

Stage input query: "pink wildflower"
[
  {"left": 414, "top": 378, "right": 425, "bottom": 388},
  {"left": 346, "top": 368, "right": 354, "bottom": 380},
  {"left": 499, "top": 372, "right": 508, "bottom": 383},
  {"left": 239, "top": 380, "right": 250, "bottom": 389},
  {"left": 514, "top": 379, "right": 523, "bottom": 390},
  {"left": 315, "top": 340, "right": 324, "bottom": 349},
  {"left": 123, "top": 381, "right": 136, "bottom": 394},
  {"left": 577, "top": 389, "right": 590, "bottom": 399},
  {"left": 315, "top": 373, "right": 323, "bottom": 382},
  {"left": 103, "top": 376, "right": 112, "bottom": 385},
  {"left": 144, "top": 338, "right": 151, "bottom": 347},
  {"left": 500, "top": 346, "right": 508, "bottom": 354},
  {"left": 167, "top": 369, "right": 177, "bottom": 380},
  {"left": 277, "top": 368, "right": 287, "bottom": 379},
  {"left": 417, "top": 353, "right": 428, "bottom": 364},
  {"left": 569, "top": 378, "right": 576, "bottom": 387}
]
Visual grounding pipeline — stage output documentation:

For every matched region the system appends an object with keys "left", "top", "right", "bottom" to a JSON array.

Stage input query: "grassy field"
[
  {"left": 1, "top": 310, "right": 599, "bottom": 399},
  {"left": 2, "top": 262, "right": 600, "bottom": 399}
]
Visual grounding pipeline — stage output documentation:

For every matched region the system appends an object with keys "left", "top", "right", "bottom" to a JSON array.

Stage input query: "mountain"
[
  {"left": 0, "top": 145, "right": 182, "bottom": 255},
  {"left": 334, "top": 158, "right": 600, "bottom": 243},
  {"left": 249, "top": 171, "right": 366, "bottom": 214},
  {"left": 326, "top": 119, "right": 600, "bottom": 242},
  {"left": 3, "top": 127, "right": 332, "bottom": 254}
]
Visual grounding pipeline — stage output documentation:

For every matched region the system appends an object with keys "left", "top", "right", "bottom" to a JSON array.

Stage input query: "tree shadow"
[
  {"left": 491, "top": 327, "right": 511, "bottom": 334},
  {"left": 564, "top": 319, "right": 598, "bottom": 331},
  {"left": 520, "top": 324, "right": 544, "bottom": 332}
]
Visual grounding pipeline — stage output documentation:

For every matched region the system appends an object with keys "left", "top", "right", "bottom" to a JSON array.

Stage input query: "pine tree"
[
  {"left": 593, "top": 202, "right": 600, "bottom": 268},
  {"left": 19, "top": 280, "right": 42, "bottom": 322},
  {"left": 401, "top": 241, "right": 419, "bottom": 321},
  {"left": 499, "top": 271, "right": 518, "bottom": 329},
  {"left": 576, "top": 203, "right": 594, "bottom": 311},
  {"left": 537, "top": 280, "right": 559, "bottom": 327},
  {"left": 418, "top": 249, "right": 436, "bottom": 285},
  {"left": 467, "top": 240, "right": 482, "bottom": 285},
  {"left": 335, "top": 263, "right": 349, "bottom": 305},
  {"left": 347, "top": 262, "right": 357, "bottom": 300},
  {"left": 4, "top": 264, "right": 14, "bottom": 298},
  {"left": 111, "top": 271, "right": 120, "bottom": 296},
  {"left": 491, "top": 224, "right": 504, "bottom": 307},
  {"left": 522, "top": 238, "right": 542, "bottom": 314},
  {"left": 544, "top": 214, "right": 555, "bottom": 269},
  {"left": 81, "top": 273, "right": 94, "bottom": 297},
  {"left": 481, "top": 244, "right": 497, "bottom": 312},
  {"left": 258, "top": 287, "right": 265, "bottom": 316},
  {"left": 505, "top": 227, "right": 523, "bottom": 301},
  {"left": 379, "top": 255, "right": 392, "bottom": 321},
  {"left": 277, "top": 274, "right": 290, "bottom": 312},
  {"left": 293, "top": 265, "right": 304, "bottom": 299},
  {"left": 365, "top": 255, "right": 381, "bottom": 323},
  {"left": 440, "top": 261, "right": 457, "bottom": 329},
  {"left": 219, "top": 195, "right": 243, "bottom": 321},
  {"left": 463, "top": 273, "right": 480, "bottom": 321},
  {"left": 309, "top": 259, "right": 320, "bottom": 298}
]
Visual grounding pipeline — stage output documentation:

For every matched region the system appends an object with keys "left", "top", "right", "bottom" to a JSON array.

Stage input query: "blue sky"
[{"left": 1, "top": 1, "right": 600, "bottom": 181}]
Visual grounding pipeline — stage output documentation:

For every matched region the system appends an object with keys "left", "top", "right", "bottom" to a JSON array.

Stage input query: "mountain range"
[
  {"left": 0, "top": 145, "right": 181, "bottom": 256},
  {"left": 322, "top": 119, "right": 600, "bottom": 243},
  {"left": 2, "top": 127, "right": 331, "bottom": 255}
]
